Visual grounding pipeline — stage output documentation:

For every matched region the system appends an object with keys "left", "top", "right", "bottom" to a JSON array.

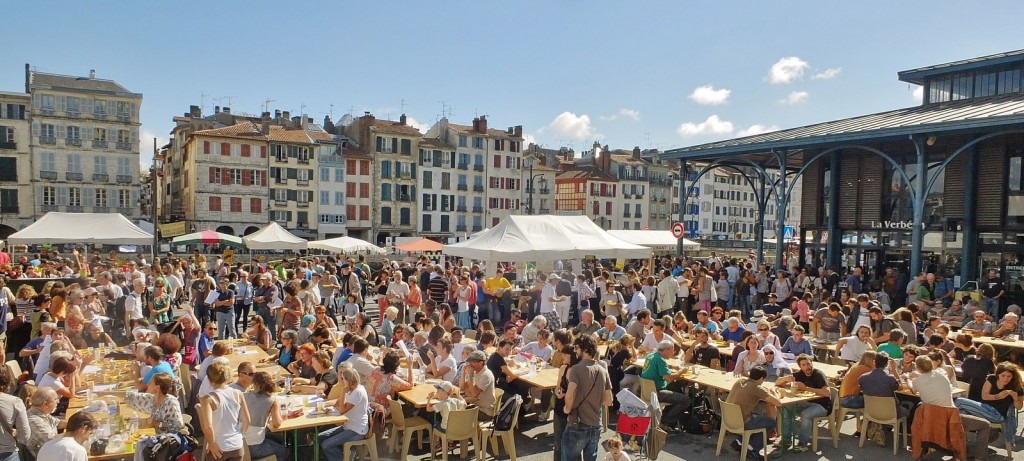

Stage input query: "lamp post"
[{"left": 527, "top": 161, "right": 548, "bottom": 215}]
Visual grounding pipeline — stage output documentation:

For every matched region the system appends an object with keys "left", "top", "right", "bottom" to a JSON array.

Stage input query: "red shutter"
[
  {"left": 241, "top": 145, "right": 251, "bottom": 157},
  {"left": 242, "top": 169, "right": 251, "bottom": 185},
  {"left": 493, "top": 155, "right": 500, "bottom": 168},
  {"left": 209, "top": 197, "right": 221, "bottom": 211},
  {"left": 209, "top": 167, "right": 216, "bottom": 184},
  {"left": 222, "top": 168, "right": 230, "bottom": 185},
  {"left": 360, "top": 161, "right": 369, "bottom": 175},
  {"left": 347, "top": 183, "right": 356, "bottom": 197},
  {"left": 260, "top": 171, "right": 267, "bottom": 186},
  {"left": 203, "top": 141, "right": 210, "bottom": 154},
  {"left": 347, "top": 205, "right": 356, "bottom": 221},
  {"left": 360, "top": 206, "right": 369, "bottom": 220},
  {"left": 221, "top": 143, "right": 229, "bottom": 155},
  {"left": 231, "top": 197, "right": 241, "bottom": 212},
  {"left": 260, "top": 146, "right": 267, "bottom": 158},
  {"left": 250, "top": 198, "right": 261, "bottom": 213}
]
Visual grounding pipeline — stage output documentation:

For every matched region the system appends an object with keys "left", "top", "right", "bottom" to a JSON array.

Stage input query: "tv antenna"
[
  {"left": 263, "top": 99, "right": 275, "bottom": 113},
  {"left": 222, "top": 96, "right": 236, "bottom": 107},
  {"left": 400, "top": 98, "right": 407, "bottom": 114}
]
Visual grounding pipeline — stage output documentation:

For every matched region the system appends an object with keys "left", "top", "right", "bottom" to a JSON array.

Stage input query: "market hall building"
[{"left": 663, "top": 49, "right": 1024, "bottom": 307}]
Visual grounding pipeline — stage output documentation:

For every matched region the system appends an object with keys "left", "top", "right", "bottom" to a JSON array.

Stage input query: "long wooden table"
[{"left": 972, "top": 335, "right": 1024, "bottom": 351}]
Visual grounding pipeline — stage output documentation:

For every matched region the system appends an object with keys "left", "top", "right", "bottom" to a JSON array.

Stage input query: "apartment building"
[
  {"left": 0, "top": 92, "right": 31, "bottom": 236},
  {"left": 315, "top": 127, "right": 349, "bottom": 239},
  {"left": 268, "top": 124, "right": 322, "bottom": 237},
  {"left": 342, "top": 147, "right": 374, "bottom": 241},
  {"left": 344, "top": 113, "right": 421, "bottom": 245},
  {"left": 555, "top": 148, "right": 619, "bottom": 229},
  {"left": 416, "top": 138, "right": 461, "bottom": 237},
  {"left": 521, "top": 152, "right": 557, "bottom": 215},
  {"left": 689, "top": 167, "right": 802, "bottom": 240},
  {"left": 26, "top": 66, "right": 142, "bottom": 221}
]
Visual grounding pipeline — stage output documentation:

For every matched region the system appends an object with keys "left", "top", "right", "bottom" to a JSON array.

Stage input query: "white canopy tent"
[
  {"left": 243, "top": 222, "right": 308, "bottom": 251},
  {"left": 7, "top": 212, "right": 153, "bottom": 245},
  {"left": 309, "top": 236, "right": 386, "bottom": 254},
  {"left": 606, "top": 230, "right": 701, "bottom": 253},
  {"left": 443, "top": 215, "right": 652, "bottom": 262}
]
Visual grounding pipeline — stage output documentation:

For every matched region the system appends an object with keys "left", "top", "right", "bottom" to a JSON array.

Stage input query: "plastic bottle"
[{"left": 284, "top": 375, "right": 292, "bottom": 394}]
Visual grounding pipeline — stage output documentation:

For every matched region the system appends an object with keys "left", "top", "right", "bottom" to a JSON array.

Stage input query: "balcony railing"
[
  {"left": 456, "top": 225, "right": 467, "bottom": 231},
  {"left": 297, "top": 201, "right": 309, "bottom": 208},
  {"left": 117, "top": 115, "right": 130, "bottom": 123},
  {"left": 457, "top": 184, "right": 467, "bottom": 191},
  {"left": 41, "top": 204, "right": 58, "bottom": 212},
  {"left": 635, "top": 212, "right": 643, "bottom": 218},
  {"left": 117, "top": 207, "right": 134, "bottom": 215},
  {"left": 472, "top": 185, "right": 483, "bottom": 192},
  {"left": 92, "top": 173, "right": 109, "bottom": 182},
  {"left": 92, "top": 140, "right": 108, "bottom": 148},
  {"left": 0, "top": 142, "right": 14, "bottom": 150},
  {"left": 116, "top": 142, "right": 131, "bottom": 150},
  {"left": 297, "top": 179, "right": 309, "bottom": 186},
  {"left": 67, "top": 206, "right": 83, "bottom": 212},
  {"left": 40, "top": 136, "right": 56, "bottom": 145},
  {"left": 472, "top": 225, "right": 483, "bottom": 232},
  {"left": 297, "top": 157, "right": 310, "bottom": 164},
  {"left": 458, "top": 163, "right": 468, "bottom": 170},
  {"left": 40, "top": 171, "right": 57, "bottom": 180},
  {"left": 539, "top": 208, "right": 550, "bottom": 214},
  {"left": 623, "top": 212, "right": 631, "bottom": 218},
  {"left": 539, "top": 188, "right": 550, "bottom": 194},
  {"left": 473, "top": 206, "right": 483, "bottom": 213},
  {"left": 66, "top": 138, "right": 82, "bottom": 147},
  {"left": 274, "top": 200, "right": 288, "bottom": 207},
  {"left": 66, "top": 172, "right": 83, "bottom": 181},
  {"left": 473, "top": 164, "right": 484, "bottom": 171},
  {"left": 456, "top": 205, "right": 467, "bottom": 212},
  {"left": 93, "top": 112, "right": 108, "bottom": 120},
  {"left": 525, "top": 187, "right": 535, "bottom": 194},
  {"left": 93, "top": 206, "right": 109, "bottom": 213},
  {"left": 318, "top": 155, "right": 344, "bottom": 165},
  {"left": 117, "top": 175, "right": 133, "bottom": 183},
  {"left": 66, "top": 111, "right": 80, "bottom": 118}
]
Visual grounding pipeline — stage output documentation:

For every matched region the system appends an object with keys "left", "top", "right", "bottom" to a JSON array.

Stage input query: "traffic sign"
[
  {"left": 671, "top": 222, "right": 685, "bottom": 239},
  {"left": 783, "top": 226, "right": 795, "bottom": 240}
]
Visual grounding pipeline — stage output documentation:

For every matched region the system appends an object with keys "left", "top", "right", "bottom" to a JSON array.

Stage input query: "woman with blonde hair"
[
  {"left": 200, "top": 362, "right": 250, "bottom": 461},
  {"left": 610, "top": 334, "right": 640, "bottom": 396},
  {"left": 318, "top": 367, "right": 370, "bottom": 460},
  {"left": 245, "top": 315, "right": 272, "bottom": 352}
]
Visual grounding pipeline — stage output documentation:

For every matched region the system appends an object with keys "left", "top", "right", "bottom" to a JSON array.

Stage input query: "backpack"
[
  {"left": 111, "top": 295, "right": 128, "bottom": 324},
  {"left": 680, "top": 391, "right": 718, "bottom": 435},
  {"left": 493, "top": 393, "right": 522, "bottom": 431}
]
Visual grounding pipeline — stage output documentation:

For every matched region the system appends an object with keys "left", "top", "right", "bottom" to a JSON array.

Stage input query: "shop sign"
[{"left": 868, "top": 220, "right": 925, "bottom": 230}]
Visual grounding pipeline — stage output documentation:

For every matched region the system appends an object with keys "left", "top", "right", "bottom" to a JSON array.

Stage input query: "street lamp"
[{"left": 527, "top": 161, "right": 548, "bottom": 215}]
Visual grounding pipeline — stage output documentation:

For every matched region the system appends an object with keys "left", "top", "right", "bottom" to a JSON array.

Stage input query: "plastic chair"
[
  {"left": 432, "top": 407, "right": 482, "bottom": 461},
  {"left": 810, "top": 387, "right": 840, "bottom": 451},
  {"left": 465, "top": 330, "right": 477, "bottom": 340},
  {"left": 860, "top": 395, "right": 907, "bottom": 455},
  {"left": 835, "top": 403, "right": 863, "bottom": 442},
  {"left": 342, "top": 408, "right": 380, "bottom": 461},
  {"left": 5, "top": 360, "right": 21, "bottom": 380},
  {"left": 480, "top": 396, "right": 521, "bottom": 461},
  {"left": 639, "top": 377, "right": 669, "bottom": 413},
  {"left": 987, "top": 419, "right": 1014, "bottom": 457},
  {"left": 387, "top": 396, "right": 431, "bottom": 460},
  {"left": 716, "top": 399, "right": 766, "bottom": 461}
]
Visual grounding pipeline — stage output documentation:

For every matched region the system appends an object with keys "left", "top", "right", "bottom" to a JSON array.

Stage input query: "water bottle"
[
  {"left": 128, "top": 414, "right": 139, "bottom": 435},
  {"left": 284, "top": 375, "right": 292, "bottom": 394},
  {"left": 106, "top": 403, "right": 117, "bottom": 436}
]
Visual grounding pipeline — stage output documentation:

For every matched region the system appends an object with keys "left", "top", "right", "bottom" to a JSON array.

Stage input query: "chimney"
[
  {"left": 222, "top": 107, "right": 231, "bottom": 115},
  {"left": 514, "top": 125, "right": 523, "bottom": 137},
  {"left": 189, "top": 105, "right": 201, "bottom": 118},
  {"left": 261, "top": 122, "right": 270, "bottom": 135},
  {"left": 274, "top": 109, "right": 282, "bottom": 119},
  {"left": 507, "top": 127, "right": 513, "bottom": 135},
  {"left": 323, "top": 115, "right": 335, "bottom": 134},
  {"left": 24, "top": 63, "right": 30, "bottom": 94},
  {"left": 89, "top": 69, "right": 96, "bottom": 79},
  {"left": 214, "top": 106, "right": 220, "bottom": 114},
  {"left": 261, "top": 111, "right": 270, "bottom": 121},
  {"left": 291, "top": 116, "right": 301, "bottom": 128},
  {"left": 399, "top": 114, "right": 407, "bottom": 125},
  {"left": 472, "top": 117, "right": 480, "bottom": 132},
  {"left": 478, "top": 115, "right": 488, "bottom": 133},
  {"left": 632, "top": 146, "right": 641, "bottom": 160},
  {"left": 282, "top": 111, "right": 290, "bottom": 121}
]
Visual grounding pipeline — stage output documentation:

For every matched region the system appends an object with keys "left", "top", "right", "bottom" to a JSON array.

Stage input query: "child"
[
  {"left": 426, "top": 381, "right": 465, "bottom": 430},
  {"left": 342, "top": 293, "right": 360, "bottom": 318},
  {"left": 605, "top": 434, "right": 631, "bottom": 461}
]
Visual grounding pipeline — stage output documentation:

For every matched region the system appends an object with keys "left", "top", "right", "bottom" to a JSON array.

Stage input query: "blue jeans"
[
  {"left": 983, "top": 298, "right": 1000, "bottom": 319},
  {"left": 256, "top": 306, "right": 277, "bottom": 340},
  {"left": 744, "top": 414, "right": 777, "bottom": 453},
  {"left": 839, "top": 395, "right": 864, "bottom": 409},
  {"left": 217, "top": 310, "right": 237, "bottom": 339},
  {"left": 456, "top": 311, "right": 472, "bottom": 330},
  {"left": 318, "top": 426, "right": 364, "bottom": 461},
  {"left": 248, "top": 437, "right": 288, "bottom": 461},
  {"left": 552, "top": 415, "right": 581, "bottom": 461},
  {"left": 780, "top": 402, "right": 828, "bottom": 444},
  {"left": 561, "top": 422, "right": 601, "bottom": 461},
  {"left": 956, "top": 398, "right": 1016, "bottom": 444},
  {"left": 0, "top": 451, "right": 19, "bottom": 461},
  {"left": 727, "top": 282, "right": 736, "bottom": 311}
]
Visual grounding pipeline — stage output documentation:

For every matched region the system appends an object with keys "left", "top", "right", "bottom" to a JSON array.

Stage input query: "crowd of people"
[{"left": 0, "top": 246, "right": 1020, "bottom": 461}]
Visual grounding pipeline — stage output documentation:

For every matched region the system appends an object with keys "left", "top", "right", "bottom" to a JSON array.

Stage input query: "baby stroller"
[{"left": 613, "top": 389, "right": 667, "bottom": 460}]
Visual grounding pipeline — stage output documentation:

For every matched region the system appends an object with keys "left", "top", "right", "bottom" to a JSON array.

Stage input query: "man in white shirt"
[
  {"left": 625, "top": 282, "right": 647, "bottom": 320},
  {"left": 539, "top": 274, "right": 565, "bottom": 328},
  {"left": 386, "top": 272, "right": 411, "bottom": 323},
  {"left": 639, "top": 319, "right": 678, "bottom": 354},
  {"left": 124, "top": 278, "right": 146, "bottom": 336},
  {"left": 657, "top": 270, "right": 678, "bottom": 316},
  {"left": 97, "top": 271, "right": 124, "bottom": 299},
  {"left": 676, "top": 269, "right": 692, "bottom": 316}
]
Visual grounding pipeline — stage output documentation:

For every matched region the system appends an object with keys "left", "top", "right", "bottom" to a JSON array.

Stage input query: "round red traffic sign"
[{"left": 671, "top": 222, "right": 685, "bottom": 239}]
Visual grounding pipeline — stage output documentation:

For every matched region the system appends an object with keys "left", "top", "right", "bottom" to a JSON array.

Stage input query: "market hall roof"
[
  {"left": 661, "top": 92, "right": 1024, "bottom": 162},
  {"left": 897, "top": 48, "right": 1024, "bottom": 85}
]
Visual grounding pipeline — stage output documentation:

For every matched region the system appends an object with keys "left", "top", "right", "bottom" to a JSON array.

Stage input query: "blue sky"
[{"left": 4, "top": 1, "right": 1024, "bottom": 168}]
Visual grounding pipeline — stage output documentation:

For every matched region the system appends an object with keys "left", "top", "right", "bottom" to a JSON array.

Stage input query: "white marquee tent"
[
  {"left": 7, "top": 212, "right": 153, "bottom": 245},
  {"left": 443, "top": 215, "right": 652, "bottom": 261},
  {"left": 607, "top": 230, "right": 701, "bottom": 253},
  {"left": 243, "top": 222, "right": 308, "bottom": 251},
  {"left": 309, "top": 236, "right": 386, "bottom": 254}
]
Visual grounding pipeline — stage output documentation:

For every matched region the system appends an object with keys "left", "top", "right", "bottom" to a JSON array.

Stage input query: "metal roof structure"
[
  {"left": 898, "top": 48, "right": 1024, "bottom": 84},
  {"left": 661, "top": 92, "right": 1024, "bottom": 161}
]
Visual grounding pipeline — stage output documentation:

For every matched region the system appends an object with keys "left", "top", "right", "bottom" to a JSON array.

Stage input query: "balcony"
[
  {"left": 93, "top": 112, "right": 108, "bottom": 120},
  {"left": 539, "top": 208, "right": 550, "bottom": 214},
  {"left": 66, "top": 111, "right": 80, "bottom": 118},
  {"left": 66, "top": 138, "right": 82, "bottom": 147},
  {"left": 539, "top": 188, "right": 550, "bottom": 194},
  {"left": 473, "top": 206, "right": 483, "bottom": 213},
  {"left": 456, "top": 224, "right": 467, "bottom": 231},
  {"left": 92, "top": 173, "right": 109, "bottom": 182},
  {"left": 41, "top": 204, "right": 58, "bottom": 212},
  {"left": 117, "top": 115, "right": 130, "bottom": 123},
  {"left": 297, "top": 157, "right": 310, "bottom": 164},
  {"left": 297, "top": 179, "right": 309, "bottom": 186},
  {"left": 473, "top": 164, "right": 484, "bottom": 171},
  {"left": 456, "top": 205, "right": 467, "bottom": 212},
  {"left": 116, "top": 142, "right": 131, "bottom": 150},
  {"left": 92, "top": 140, "right": 108, "bottom": 148},
  {"left": 658, "top": 196, "right": 667, "bottom": 202},
  {"left": 399, "top": 194, "right": 410, "bottom": 202},
  {"left": 399, "top": 172, "right": 412, "bottom": 179},
  {"left": 297, "top": 202, "right": 309, "bottom": 208},
  {"left": 623, "top": 212, "right": 631, "bottom": 218},
  {"left": 93, "top": 206, "right": 108, "bottom": 213},
  {"left": 457, "top": 184, "right": 467, "bottom": 191},
  {"left": 40, "top": 109, "right": 54, "bottom": 116},
  {"left": 65, "top": 172, "right": 83, "bottom": 181},
  {"left": 458, "top": 162, "right": 468, "bottom": 170},
  {"left": 318, "top": 154, "right": 343, "bottom": 166},
  {"left": 67, "top": 206, "right": 83, "bottom": 212},
  {"left": 472, "top": 225, "right": 483, "bottom": 232},
  {"left": 0, "top": 141, "right": 14, "bottom": 150},
  {"left": 525, "top": 186, "right": 535, "bottom": 194},
  {"left": 472, "top": 185, "right": 483, "bottom": 192},
  {"left": 635, "top": 212, "right": 643, "bottom": 218},
  {"left": 117, "top": 207, "right": 134, "bottom": 215},
  {"left": 623, "top": 193, "right": 632, "bottom": 199},
  {"left": 40, "top": 136, "right": 56, "bottom": 145},
  {"left": 0, "top": 206, "right": 18, "bottom": 213},
  {"left": 117, "top": 175, "right": 133, "bottom": 183},
  {"left": 40, "top": 171, "right": 57, "bottom": 180}
]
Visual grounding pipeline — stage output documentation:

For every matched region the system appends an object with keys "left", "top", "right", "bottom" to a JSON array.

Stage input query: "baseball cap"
[{"left": 466, "top": 351, "right": 488, "bottom": 363}]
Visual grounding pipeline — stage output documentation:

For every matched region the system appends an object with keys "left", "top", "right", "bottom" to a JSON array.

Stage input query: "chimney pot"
[
  {"left": 479, "top": 115, "right": 488, "bottom": 133},
  {"left": 364, "top": 111, "right": 371, "bottom": 116},
  {"left": 514, "top": 125, "right": 523, "bottom": 137},
  {"left": 222, "top": 107, "right": 230, "bottom": 114},
  {"left": 274, "top": 109, "right": 281, "bottom": 118},
  {"left": 89, "top": 69, "right": 96, "bottom": 79},
  {"left": 400, "top": 114, "right": 407, "bottom": 125},
  {"left": 261, "top": 122, "right": 270, "bottom": 135},
  {"left": 214, "top": 106, "right": 220, "bottom": 114},
  {"left": 282, "top": 111, "right": 290, "bottom": 120}
]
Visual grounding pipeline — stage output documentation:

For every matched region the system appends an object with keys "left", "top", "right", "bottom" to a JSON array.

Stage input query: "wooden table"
[
  {"left": 678, "top": 339, "right": 736, "bottom": 358},
  {"left": 514, "top": 364, "right": 560, "bottom": 390},
  {"left": 272, "top": 393, "right": 349, "bottom": 461},
  {"left": 972, "top": 335, "right": 1024, "bottom": 351},
  {"left": 65, "top": 395, "right": 152, "bottom": 461},
  {"left": 398, "top": 382, "right": 439, "bottom": 408},
  {"left": 678, "top": 365, "right": 823, "bottom": 405}
]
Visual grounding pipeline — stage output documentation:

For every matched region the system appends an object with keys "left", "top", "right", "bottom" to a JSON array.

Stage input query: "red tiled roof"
[
  {"left": 557, "top": 166, "right": 617, "bottom": 182},
  {"left": 370, "top": 119, "right": 423, "bottom": 136},
  {"left": 419, "top": 138, "right": 449, "bottom": 148},
  {"left": 267, "top": 125, "right": 314, "bottom": 144},
  {"left": 194, "top": 122, "right": 268, "bottom": 140}
]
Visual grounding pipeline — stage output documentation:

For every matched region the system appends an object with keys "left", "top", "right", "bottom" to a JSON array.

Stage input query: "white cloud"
[
  {"left": 768, "top": 56, "right": 809, "bottom": 84},
  {"left": 404, "top": 116, "right": 428, "bottom": 133},
  {"left": 599, "top": 108, "right": 641, "bottom": 121},
  {"left": 737, "top": 124, "right": 780, "bottom": 137},
  {"left": 812, "top": 67, "right": 842, "bottom": 80},
  {"left": 913, "top": 86, "right": 924, "bottom": 103},
  {"left": 779, "top": 91, "right": 809, "bottom": 105},
  {"left": 522, "top": 133, "right": 537, "bottom": 147},
  {"left": 688, "top": 85, "right": 731, "bottom": 105},
  {"left": 139, "top": 129, "right": 169, "bottom": 170},
  {"left": 676, "top": 115, "right": 734, "bottom": 138},
  {"left": 549, "top": 112, "right": 595, "bottom": 139}
]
